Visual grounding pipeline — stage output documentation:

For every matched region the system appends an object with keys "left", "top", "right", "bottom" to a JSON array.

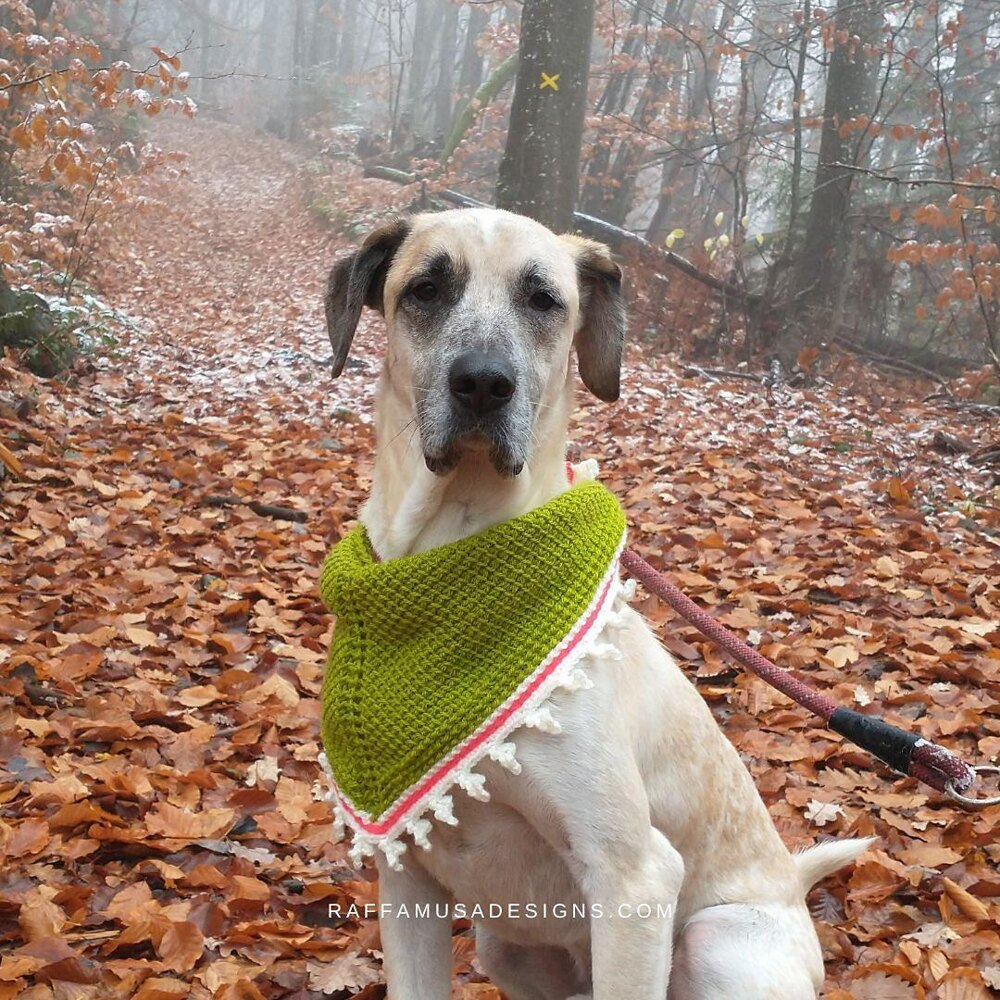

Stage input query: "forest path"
[
  {"left": 102, "top": 119, "right": 351, "bottom": 416},
  {"left": 2, "top": 119, "right": 998, "bottom": 998}
]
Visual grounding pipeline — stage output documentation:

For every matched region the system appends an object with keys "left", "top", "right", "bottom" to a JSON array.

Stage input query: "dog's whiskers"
[{"left": 385, "top": 417, "right": 418, "bottom": 448}]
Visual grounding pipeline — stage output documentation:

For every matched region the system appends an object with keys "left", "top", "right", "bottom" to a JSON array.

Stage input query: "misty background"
[{"left": 4, "top": 1, "right": 1000, "bottom": 378}]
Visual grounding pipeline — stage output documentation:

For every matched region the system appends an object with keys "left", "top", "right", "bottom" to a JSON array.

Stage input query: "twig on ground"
[
  {"left": 682, "top": 365, "right": 764, "bottom": 383},
  {"left": 203, "top": 495, "right": 308, "bottom": 522}
]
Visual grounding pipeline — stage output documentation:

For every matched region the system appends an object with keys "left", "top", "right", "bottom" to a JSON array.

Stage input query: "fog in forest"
[
  {"left": 92, "top": 0, "right": 995, "bottom": 374},
  {"left": 3, "top": 0, "right": 999, "bottom": 375}
]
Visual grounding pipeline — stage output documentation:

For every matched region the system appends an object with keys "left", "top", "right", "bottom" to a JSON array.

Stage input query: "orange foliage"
[
  {"left": 0, "top": 1, "right": 194, "bottom": 287},
  {"left": 887, "top": 192, "right": 1000, "bottom": 322}
]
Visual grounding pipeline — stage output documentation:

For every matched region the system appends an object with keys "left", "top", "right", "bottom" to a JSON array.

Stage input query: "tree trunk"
[
  {"left": 30, "top": 0, "right": 54, "bottom": 21},
  {"left": 441, "top": 55, "right": 518, "bottom": 166},
  {"left": 458, "top": 4, "right": 490, "bottom": 98},
  {"left": 405, "top": 0, "right": 444, "bottom": 139},
  {"left": 579, "top": 1, "right": 649, "bottom": 217},
  {"left": 309, "top": 0, "right": 337, "bottom": 73},
  {"left": 496, "top": 0, "right": 596, "bottom": 232},
  {"left": 645, "top": 0, "right": 729, "bottom": 244},
  {"left": 288, "top": 0, "right": 307, "bottom": 140},
  {"left": 337, "top": 0, "right": 359, "bottom": 76},
  {"left": 792, "top": 0, "right": 881, "bottom": 323},
  {"left": 598, "top": 5, "right": 696, "bottom": 229},
  {"left": 950, "top": 0, "right": 994, "bottom": 172},
  {"left": 198, "top": 0, "right": 215, "bottom": 106},
  {"left": 434, "top": 1, "right": 460, "bottom": 139}
]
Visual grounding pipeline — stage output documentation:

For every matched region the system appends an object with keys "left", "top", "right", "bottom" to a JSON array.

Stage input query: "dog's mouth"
[{"left": 423, "top": 428, "right": 525, "bottom": 479}]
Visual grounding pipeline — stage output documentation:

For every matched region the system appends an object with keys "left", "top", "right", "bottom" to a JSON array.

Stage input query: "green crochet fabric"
[{"left": 319, "top": 480, "right": 626, "bottom": 830}]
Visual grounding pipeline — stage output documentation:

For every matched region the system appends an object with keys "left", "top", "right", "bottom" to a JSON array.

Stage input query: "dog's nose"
[{"left": 448, "top": 351, "right": 516, "bottom": 417}]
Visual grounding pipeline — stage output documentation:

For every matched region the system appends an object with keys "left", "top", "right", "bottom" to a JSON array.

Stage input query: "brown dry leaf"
[
  {"left": 214, "top": 981, "right": 267, "bottom": 1000},
  {"left": 155, "top": 921, "right": 204, "bottom": 973},
  {"left": 197, "top": 958, "right": 266, "bottom": 992},
  {"left": 826, "top": 644, "right": 860, "bottom": 669},
  {"left": 18, "top": 888, "right": 66, "bottom": 943},
  {"left": 0, "top": 818, "right": 49, "bottom": 861},
  {"left": 125, "top": 626, "right": 160, "bottom": 648},
  {"left": 12, "top": 936, "right": 96, "bottom": 984},
  {"left": 941, "top": 878, "right": 990, "bottom": 922},
  {"left": 0, "top": 438, "right": 25, "bottom": 477},
  {"left": 927, "top": 947, "right": 950, "bottom": 981},
  {"left": 144, "top": 802, "right": 236, "bottom": 841},
  {"left": 103, "top": 881, "right": 159, "bottom": 924},
  {"left": 848, "top": 862, "right": 907, "bottom": 902},
  {"left": 874, "top": 555, "right": 901, "bottom": 578},
  {"left": 307, "top": 951, "right": 381, "bottom": 994},
  {"left": 0, "top": 954, "right": 45, "bottom": 982},
  {"left": 132, "top": 978, "right": 191, "bottom": 1000},
  {"left": 937, "top": 969, "right": 993, "bottom": 1000},
  {"left": 850, "top": 970, "right": 923, "bottom": 999},
  {"left": 897, "top": 845, "right": 963, "bottom": 868},
  {"left": 461, "top": 986, "right": 503, "bottom": 1000}
]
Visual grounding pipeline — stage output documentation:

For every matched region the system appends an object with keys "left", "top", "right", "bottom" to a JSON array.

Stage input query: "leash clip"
[{"left": 944, "top": 765, "right": 1000, "bottom": 809}]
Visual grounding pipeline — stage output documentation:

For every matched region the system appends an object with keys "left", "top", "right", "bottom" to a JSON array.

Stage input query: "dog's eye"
[
  {"left": 529, "top": 290, "right": 557, "bottom": 312},
  {"left": 411, "top": 281, "right": 439, "bottom": 303}
]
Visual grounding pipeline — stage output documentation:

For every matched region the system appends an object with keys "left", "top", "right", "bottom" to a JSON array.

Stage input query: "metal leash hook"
[{"left": 944, "top": 765, "right": 1000, "bottom": 809}]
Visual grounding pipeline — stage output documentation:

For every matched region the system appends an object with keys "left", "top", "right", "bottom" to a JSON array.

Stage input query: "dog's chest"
[{"left": 407, "top": 762, "right": 589, "bottom": 948}]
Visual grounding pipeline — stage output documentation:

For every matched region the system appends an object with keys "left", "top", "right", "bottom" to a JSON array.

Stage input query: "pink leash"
[{"left": 620, "top": 548, "right": 999, "bottom": 809}]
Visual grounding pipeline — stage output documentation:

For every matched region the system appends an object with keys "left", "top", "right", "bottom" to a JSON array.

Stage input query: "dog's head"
[{"left": 325, "top": 208, "right": 625, "bottom": 478}]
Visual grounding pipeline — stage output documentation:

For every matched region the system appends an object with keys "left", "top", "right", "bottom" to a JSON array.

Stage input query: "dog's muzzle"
[{"left": 422, "top": 351, "right": 524, "bottom": 478}]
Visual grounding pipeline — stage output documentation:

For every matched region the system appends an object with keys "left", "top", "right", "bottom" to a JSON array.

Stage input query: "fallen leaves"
[
  {"left": 940, "top": 879, "right": 990, "bottom": 923},
  {"left": 0, "top": 438, "right": 25, "bottom": 477}
]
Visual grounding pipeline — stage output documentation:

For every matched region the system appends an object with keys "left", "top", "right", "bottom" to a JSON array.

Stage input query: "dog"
[{"left": 323, "top": 207, "right": 870, "bottom": 999}]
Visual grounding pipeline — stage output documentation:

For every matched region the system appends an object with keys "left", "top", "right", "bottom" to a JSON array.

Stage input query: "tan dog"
[{"left": 324, "top": 207, "right": 869, "bottom": 1000}]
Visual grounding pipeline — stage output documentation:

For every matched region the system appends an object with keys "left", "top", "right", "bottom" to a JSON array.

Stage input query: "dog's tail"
[{"left": 793, "top": 837, "right": 875, "bottom": 890}]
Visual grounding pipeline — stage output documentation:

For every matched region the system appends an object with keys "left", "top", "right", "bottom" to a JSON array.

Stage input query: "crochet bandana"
[{"left": 317, "top": 478, "right": 627, "bottom": 870}]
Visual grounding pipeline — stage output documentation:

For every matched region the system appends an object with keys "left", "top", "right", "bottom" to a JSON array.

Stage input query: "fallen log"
[
  {"left": 572, "top": 212, "right": 759, "bottom": 305},
  {"left": 834, "top": 335, "right": 952, "bottom": 387}
]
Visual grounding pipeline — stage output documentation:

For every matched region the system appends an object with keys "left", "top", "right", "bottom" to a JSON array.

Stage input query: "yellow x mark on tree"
[{"left": 540, "top": 72, "right": 560, "bottom": 91}]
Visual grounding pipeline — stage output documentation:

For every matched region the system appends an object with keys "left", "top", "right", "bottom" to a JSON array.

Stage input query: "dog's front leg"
[
  {"left": 583, "top": 826, "right": 683, "bottom": 1000},
  {"left": 376, "top": 856, "right": 452, "bottom": 1000},
  {"left": 514, "top": 696, "right": 685, "bottom": 1000}
]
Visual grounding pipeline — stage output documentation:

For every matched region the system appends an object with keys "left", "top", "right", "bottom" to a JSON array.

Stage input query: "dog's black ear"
[
  {"left": 325, "top": 217, "right": 411, "bottom": 377},
  {"left": 562, "top": 235, "right": 626, "bottom": 402}
]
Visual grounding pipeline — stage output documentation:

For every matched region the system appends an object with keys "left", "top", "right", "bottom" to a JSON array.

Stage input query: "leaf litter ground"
[{"left": 1, "top": 121, "right": 998, "bottom": 1000}]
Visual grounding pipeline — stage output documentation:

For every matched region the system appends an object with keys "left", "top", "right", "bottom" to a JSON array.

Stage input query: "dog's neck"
[{"left": 360, "top": 375, "right": 573, "bottom": 560}]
